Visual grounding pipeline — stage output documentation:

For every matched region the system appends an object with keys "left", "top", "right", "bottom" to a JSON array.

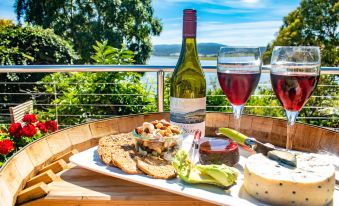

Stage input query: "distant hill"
[
  {"left": 152, "top": 43, "right": 266, "bottom": 56},
  {"left": 153, "top": 43, "right": 226, "bottom": 56}
]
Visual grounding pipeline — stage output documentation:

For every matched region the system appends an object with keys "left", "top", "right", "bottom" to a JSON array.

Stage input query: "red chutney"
[{"left": 199, "top": 138, "right": 239, "bottom": 166}]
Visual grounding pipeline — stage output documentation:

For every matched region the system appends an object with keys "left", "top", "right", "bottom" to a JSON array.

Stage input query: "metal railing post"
[
  {"left": 157, "top": 70, "right": 164, "bottom": 112},
  {"left": 54, "top": 82, "right": 58, "bottom": 123}
]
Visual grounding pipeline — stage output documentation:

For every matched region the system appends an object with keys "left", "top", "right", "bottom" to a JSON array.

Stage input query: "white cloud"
[
  {"left": 242, "top": 0, "right": 259, "bottom": 3},
  {"left": 161, "top": 0, "right": 267, "bottom": 9},
  {"left": 152, "top": 20, "right": 282, "bottom": 46},
  {"left": 223, "top": 0, "right": 266, "bottom": 9},
  {"left": 203, "top": 8, "right": 253, "bottom": 14}
]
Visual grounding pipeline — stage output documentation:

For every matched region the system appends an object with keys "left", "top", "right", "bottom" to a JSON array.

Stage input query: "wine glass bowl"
[
  {"left": 217, "top": 47, "right": 262, "bottom": 129},
  {"left": 270, "top": 46, "right": 321, "bottom": 149}
]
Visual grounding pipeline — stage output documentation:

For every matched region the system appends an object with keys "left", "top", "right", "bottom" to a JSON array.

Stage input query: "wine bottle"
[{"left": 170, "top": 9, "right": 206, "bottom": 137}]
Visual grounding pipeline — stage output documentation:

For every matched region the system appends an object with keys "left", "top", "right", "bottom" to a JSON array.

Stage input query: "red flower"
[
  {"left": 21, "top": 124, "right": 37, "bottom": 137},
  {"left": 37, "top": 122, "right": 48, "bottom": 133},
  {"left": 45, "top": 120, "right": 58, "bottom": 132},
  {"left": 22, "top": 114, "right": 38, "bottom": 124},
  {"left": 8, "top": 123, "right": 22, "bottom": 138},
  {"left": 0, "top": 139, "right": 14, "bottom": 155}
]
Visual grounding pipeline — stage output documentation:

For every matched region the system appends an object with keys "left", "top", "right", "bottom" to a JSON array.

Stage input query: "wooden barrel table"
[{"left": 0, "top": 112, "right": 338, "bottom": 206}]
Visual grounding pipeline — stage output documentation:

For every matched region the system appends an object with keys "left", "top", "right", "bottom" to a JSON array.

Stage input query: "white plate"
[
  {"left": 69, "top": 135, "right": 270, "bottom": 206},
  {"left": 70, "top": 136, "right": 338, "bottom": 206}
]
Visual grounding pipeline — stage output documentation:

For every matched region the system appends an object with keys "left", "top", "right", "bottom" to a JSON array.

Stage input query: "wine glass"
[
  {"left": 217, "top": 47, "right": 262, "bottom": 130},
  {"left": 270, "top": 46, "right": 320, "bottom": 149}
]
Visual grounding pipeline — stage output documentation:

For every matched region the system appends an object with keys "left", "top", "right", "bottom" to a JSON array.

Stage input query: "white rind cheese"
[{"left": 244, "top": 153, "right": 335, "bottom": 206}]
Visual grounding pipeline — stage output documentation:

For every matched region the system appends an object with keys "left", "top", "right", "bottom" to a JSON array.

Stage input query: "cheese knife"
[{"left": 216, "top": 128, "right": 297, "bottom": 167}]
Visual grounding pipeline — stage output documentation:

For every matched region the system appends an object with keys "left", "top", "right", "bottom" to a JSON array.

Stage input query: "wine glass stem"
[
  {"left": 232, "top": 104, "right": 244, "bottom": 131},
  {"left": 285, "top": 110, "right": 299, "bottom": 149},
  {"left": 234, "top": 117, "right": 241, "bottom": 131},
  {"left": 286, "top": 124, "right": 295, "bottom": 150}
]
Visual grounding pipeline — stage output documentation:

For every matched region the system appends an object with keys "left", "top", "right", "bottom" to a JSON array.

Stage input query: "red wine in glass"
[
  {"left": 270, "top": 46, "right": 321, "bottom": 150},
  {"left": 217, "top": 71, "right": 261, "bottom": 105},
  {"left": 271, "top": 73, "right": 319, "bottom": 111},
  {"left": 217, "top": 47, "right": 262, "bottom": 131}
]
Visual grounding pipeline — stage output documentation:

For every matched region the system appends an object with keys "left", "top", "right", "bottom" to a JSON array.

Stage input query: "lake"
[
  {"left": 147, "top": 55, "right": 217, "bottom": 66},
  {"left": 143, "top": 55, "right": 271, "bottom": 92}
]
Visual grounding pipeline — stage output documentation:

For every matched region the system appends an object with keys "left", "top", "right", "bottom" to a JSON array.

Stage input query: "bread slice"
[
  {"left": 97, "top": 133, "right": 140, "bottom": 174},
  {"left": 136, "top": 156, "right": 176, "bottom": 179},
  {"left": 111, "top": 148, "right": 140, "bottom": 174},
  {"left": 98, "top": 146, "right": 115, "bottom": 166},
  {"left": 99, "top": 133, "right": 135, "bottom": 147}
]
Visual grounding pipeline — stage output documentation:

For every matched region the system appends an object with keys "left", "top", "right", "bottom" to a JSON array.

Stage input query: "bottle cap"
[{"left": 183, "top": 9, "right": 196, "bottom": 38}]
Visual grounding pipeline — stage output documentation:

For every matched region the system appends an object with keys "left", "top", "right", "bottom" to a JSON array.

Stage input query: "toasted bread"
[
  {"left": 98, "top": 146, "right": 115, "bottom": 166},
  {"left": 136, "top": 156, "right": 176, "bottom": 179},
  {"left": 97, "top": 133, "right": 141, "bottom": 174}
]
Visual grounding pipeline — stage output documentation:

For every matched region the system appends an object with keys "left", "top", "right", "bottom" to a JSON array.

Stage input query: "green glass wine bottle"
[{"left": 170, "top": 9, "right": 206, "bottom": 137}]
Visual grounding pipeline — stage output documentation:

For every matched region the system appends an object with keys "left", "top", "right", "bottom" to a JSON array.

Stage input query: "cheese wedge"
[{"left": 244, "top": 153, "right": 335, "bottom": 206}]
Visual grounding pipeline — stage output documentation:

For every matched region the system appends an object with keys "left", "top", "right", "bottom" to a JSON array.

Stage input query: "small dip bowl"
[
  {"left": 199, "top": 138, "right": 239, "bottom": 166},
  {"left": 132, "top": 129, "right": 183, "bottom": 161}
]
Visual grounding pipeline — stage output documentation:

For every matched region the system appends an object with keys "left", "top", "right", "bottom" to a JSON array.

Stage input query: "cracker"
[{"left": 136, "top": 156, "right": 176, "bottom": 179}]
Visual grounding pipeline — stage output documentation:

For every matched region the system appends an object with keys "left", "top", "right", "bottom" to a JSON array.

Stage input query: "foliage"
[
  {"left": 206, "top": 75, "right": 338, "bottom": 128},
  {"left": 262, "top": 0, "right": 339, "bottom": 66},
  {"left": 37, "top": 41, "right": 156, "bottom": 126},
  {"left": 91, "top": 40, "right": 135, "bottom": 64},
  {"left": 15, "top": 0, "right": 162, "bottom": 63},
  {"left": 298, "top": 75, "right": 338, "bottom": 128},
  {"left": 0, "top": 113, "right": 57, "bottom": 167},
  {"left": 0, "top": 22, "right": 79, "bottom": 118},
  {"left": 0, "top": 22, "right": 78, "bottom": 65},
  {"left": 206, "top": 77, "right": 283, "bottom": 116},
  {"left": 0, "top": 19, "right": 15, "bottom": 27}
]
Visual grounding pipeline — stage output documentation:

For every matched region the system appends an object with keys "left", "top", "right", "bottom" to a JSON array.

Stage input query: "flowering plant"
[{"left": 0, "top": 113, "right": 58, "bottom": 167}]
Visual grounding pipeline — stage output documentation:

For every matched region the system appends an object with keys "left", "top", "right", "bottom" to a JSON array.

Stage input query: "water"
[
  {"left": 143, "top": 55, "right": 270, "bottom": 92},
  {"left": 147, "top": 55, "right": 216, "bottom": 66}
]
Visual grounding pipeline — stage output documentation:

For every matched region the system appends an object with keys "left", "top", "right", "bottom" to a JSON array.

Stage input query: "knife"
[{"left": 216, "top": 128, "right": 297, "bottom": 167}]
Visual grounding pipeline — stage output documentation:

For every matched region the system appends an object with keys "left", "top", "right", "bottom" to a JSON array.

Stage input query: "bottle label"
[{"left": 170, "top": 97, "right": 206, "bottom": 137}]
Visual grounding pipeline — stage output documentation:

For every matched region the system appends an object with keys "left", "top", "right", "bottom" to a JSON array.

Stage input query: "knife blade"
[{"left": 216, "top": 128, "right": 297, "bottom": 167}]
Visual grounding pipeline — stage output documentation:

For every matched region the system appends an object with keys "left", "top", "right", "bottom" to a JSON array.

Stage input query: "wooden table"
[
  {"left": 0, "top": 112, "right": 337, "bottom": 206},
  {"left": 23, "top": 163, "right": 214, "bottom": 206}
]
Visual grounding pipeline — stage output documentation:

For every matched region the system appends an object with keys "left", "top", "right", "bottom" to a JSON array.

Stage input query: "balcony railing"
[{"left": 0, "top": 65, "right": 338, "bottom": 131}]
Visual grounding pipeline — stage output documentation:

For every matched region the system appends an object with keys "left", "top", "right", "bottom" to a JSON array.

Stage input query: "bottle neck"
[{"left": 180, "top": 37, "right": 198, "bottom": 59}]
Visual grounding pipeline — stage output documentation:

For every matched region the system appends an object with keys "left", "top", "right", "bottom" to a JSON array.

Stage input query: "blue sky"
[
  {"left": 0, "top": 0, "right": 300, "bottom": 46},
  {"left": 152, "top": 0, "right": 300, "bottom": 46}
]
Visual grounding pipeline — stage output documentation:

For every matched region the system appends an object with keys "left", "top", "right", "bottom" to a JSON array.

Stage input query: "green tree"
[
  {"left": 263, "top": 0, "right": 339, "bottom": 66},
  {"left": 0, "top": 21, "right": 78, "bottom": 65},
  {"left": 15, "top": 0, "right": 162, "bottom": 63},
  {"left": 91, "top": 40, "right": 135, "bottom": 64},
  {"left": 38, "top": 41, "right": 156, "bottom": 126},
  {"left": 0, "top": 22, "right": 79, "bottom": 121}
]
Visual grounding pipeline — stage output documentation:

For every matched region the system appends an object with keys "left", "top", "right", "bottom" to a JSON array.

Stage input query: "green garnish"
[{"left": 172, "top": 150, "right": 238, "bottom": 188}]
